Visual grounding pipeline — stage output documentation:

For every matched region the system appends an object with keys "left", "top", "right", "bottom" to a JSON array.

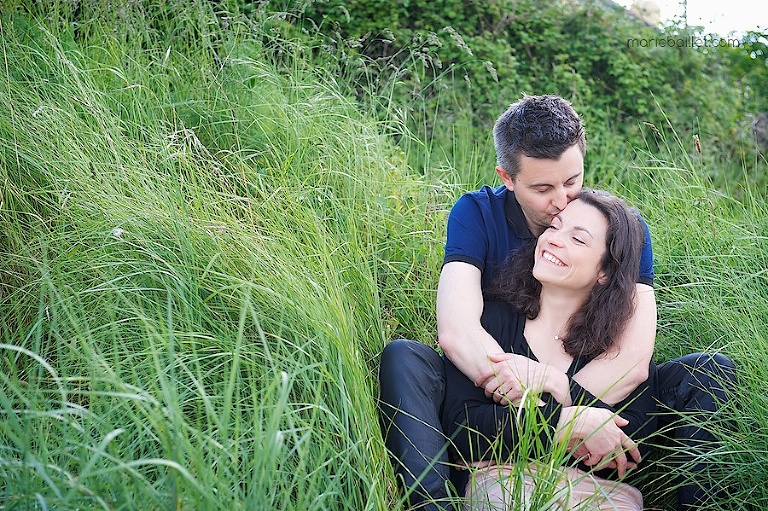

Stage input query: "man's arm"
[
  {"left": 437, "top": 261, "right": 570, "bottom": 403},
  {"left": 570, "top": 283, "right": 657, "bottom": 406},
  {"left": 437, "top": 261, "right": 503, "bottom": 380}
]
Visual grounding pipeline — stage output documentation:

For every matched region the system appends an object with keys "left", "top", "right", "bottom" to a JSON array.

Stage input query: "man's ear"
[{"left": 496, "top": 166, "right": 514, "bottom": 191}]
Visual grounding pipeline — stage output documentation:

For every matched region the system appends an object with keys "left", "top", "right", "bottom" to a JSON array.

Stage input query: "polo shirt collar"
[{"left": 504, "top": 190, "right": 536, "bottom": 240}]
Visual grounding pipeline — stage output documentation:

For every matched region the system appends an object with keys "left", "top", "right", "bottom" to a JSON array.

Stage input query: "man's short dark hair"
[{"left": 493, "top": 94, "right": 586, "bottom": 178}]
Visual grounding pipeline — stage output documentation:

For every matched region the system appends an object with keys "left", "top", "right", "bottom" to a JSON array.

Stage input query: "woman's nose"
[{"left": 544, "top": 230, "right": 565, "bottom": 246}]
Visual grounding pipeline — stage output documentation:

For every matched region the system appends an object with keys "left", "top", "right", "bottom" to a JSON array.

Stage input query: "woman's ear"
[{"left": 597, "top": 271, "right": 607, "bottom": 285}]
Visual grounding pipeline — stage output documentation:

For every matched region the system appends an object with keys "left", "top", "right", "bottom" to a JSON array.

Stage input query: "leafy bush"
[{"left": 272, "top": 0, "right": 767, "bottom": 188}]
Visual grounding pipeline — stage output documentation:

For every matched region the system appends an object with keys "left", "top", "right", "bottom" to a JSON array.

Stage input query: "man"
[{"left": 379, "top": 95, "right": 734, "bottom": 511}]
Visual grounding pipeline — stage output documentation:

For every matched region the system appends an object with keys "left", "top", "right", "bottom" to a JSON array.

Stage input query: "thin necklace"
[{"left": 540, "top": 319, "right": 566, "bottom": 341}]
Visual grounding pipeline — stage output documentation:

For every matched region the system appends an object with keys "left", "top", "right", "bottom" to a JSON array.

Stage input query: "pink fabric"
[{"left": 464, "top": 464, "right": 643, "bottom": 511}]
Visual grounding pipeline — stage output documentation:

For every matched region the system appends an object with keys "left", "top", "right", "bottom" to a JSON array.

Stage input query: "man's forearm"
[
  {"left": 571, "top": 284, "right": 656, "bottom": 405},
  {"left": 438, "top": 323, "right": 505, "bottom": 386},
  {"left": 437, "top": 262, "right": 504, "bottom": 385}
]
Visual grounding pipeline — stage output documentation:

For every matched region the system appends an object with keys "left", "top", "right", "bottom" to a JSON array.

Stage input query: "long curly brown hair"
[{"left": 485, "top": 189, "right": 645, "bottom": 360}]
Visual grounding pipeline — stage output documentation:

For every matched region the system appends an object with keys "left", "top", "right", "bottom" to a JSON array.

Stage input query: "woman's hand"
[
  {"left": 477, "top": 353, "right": 569, "bottom": 405},
  {"left": 557, "top": 406, "right": 641, "bottom": 478}
]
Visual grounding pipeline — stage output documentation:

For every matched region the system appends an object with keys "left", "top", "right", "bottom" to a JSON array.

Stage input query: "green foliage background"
[
  {"left": 0, "top": 0, "right": 766, "bottom": 510},
  {"left": 296, "top": 0, "right": 767, "bottom": 189}
]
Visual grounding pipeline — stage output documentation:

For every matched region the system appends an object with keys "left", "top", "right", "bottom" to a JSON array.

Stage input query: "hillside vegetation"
[
  {"left": 292, "top": 0, "right": 768, "bottom": 191},
  {"left": 0, "top": 1, "right": 766, "bottom": 510}
]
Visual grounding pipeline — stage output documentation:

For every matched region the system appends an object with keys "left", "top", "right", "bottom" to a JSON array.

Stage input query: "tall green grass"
[
  {"left": 0, "top": 3, "right": 446, "bottom": 509},
  {"left": 0, "top": 1, "right": 766, "bottom": 510},
  {"left": 596, "top": 124, "right": 768, "bottom": 509}
]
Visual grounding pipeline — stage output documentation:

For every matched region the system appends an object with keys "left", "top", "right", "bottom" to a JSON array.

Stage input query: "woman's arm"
[
  {"left": 557, "top": 362, "right": 658, "bottom": 476},
  {"left": 441, "top": 302, "right": 567, "bottom": 463},
  {"left": 555, "top": 406, "right": 638, "bottom": 477},
  {"left": 442, "top": 355, "right": 563, "bottom": 463}
]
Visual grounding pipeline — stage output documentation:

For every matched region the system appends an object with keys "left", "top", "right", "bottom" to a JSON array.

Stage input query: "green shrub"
[{"left": 274, "top": 0, "right": 766, "bottom": 188}]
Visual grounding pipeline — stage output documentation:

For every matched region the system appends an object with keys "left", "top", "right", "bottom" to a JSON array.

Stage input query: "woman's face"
[{"left": 532, "top": 199, "right": 608, "bottom": 293}]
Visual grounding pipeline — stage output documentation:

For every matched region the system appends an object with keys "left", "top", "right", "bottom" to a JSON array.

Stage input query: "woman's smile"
[{"left": 542, "top": 250, "right": 566, "bottom": 267}]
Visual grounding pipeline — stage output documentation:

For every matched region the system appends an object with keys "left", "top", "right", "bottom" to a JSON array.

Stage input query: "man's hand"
[
  {"left": 557, "top": 406, "right": 641, "bottom": 478},
  {"left": 477, "top": 352, "right": 548, "bottom": 405},
  {"left": 479, "top": 353, "right": 570, "bottom": 405}
]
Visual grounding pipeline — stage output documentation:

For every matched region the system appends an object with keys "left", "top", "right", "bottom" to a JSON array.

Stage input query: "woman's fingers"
[
  {"left": 483, "top": 370, "right": 525, "bottom": 403},
  {"left": 623, "top": 438, "right": 642, "bottom": 464},
  {"left": 613, "top": 414, "right": 630, "bottom": 427},
  {"left": 476, "top": 352, "right": 516, "bottom": 387},
  {"left": 612, "top": 451, "right": 628, "bottom": 477}
]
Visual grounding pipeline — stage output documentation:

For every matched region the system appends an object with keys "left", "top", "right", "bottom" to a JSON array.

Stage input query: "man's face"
[{"left": 496, "top": 144, "right": 584, "bottom": 236}]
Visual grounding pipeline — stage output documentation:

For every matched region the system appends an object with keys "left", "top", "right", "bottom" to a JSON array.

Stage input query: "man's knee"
[
  {"left": 681, "top": 352, "right": 736, "bottom": 392},
  {"left": 379, "top": 339, "right": 447, "bottom": 426},
  {"left": 380, "top": 339, "right": 444, "bottom": 393},
  {"left": 657, "top": 351, "right": 736, "bottom": 418},
  {"left": 668, "top": 352, "right": 736, "bottom": 417},
  {"left": 702, "top": 352, "right": 735, "bottom": 381}
]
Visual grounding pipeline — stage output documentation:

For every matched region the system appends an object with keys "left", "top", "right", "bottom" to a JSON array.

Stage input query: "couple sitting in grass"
[
  {"left": 379, "top": 95, "right": 735, "bottom": 510},
  {"left": 443, "top": 188, "right": 656, "bottom": 509}
]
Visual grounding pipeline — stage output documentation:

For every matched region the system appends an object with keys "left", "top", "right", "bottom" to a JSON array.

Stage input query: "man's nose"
[{"left": 552, "top": 189, "right": 568, "bottom": 211}]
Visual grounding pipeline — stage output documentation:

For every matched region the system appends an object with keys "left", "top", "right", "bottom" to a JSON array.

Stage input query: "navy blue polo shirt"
[{"left": 443, "top": 185, "right": 654, "bottom": 290}]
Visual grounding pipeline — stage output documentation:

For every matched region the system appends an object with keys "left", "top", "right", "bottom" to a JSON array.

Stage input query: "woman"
[{"left": 441, "top": 189, "right": 659, "bottom": 510}]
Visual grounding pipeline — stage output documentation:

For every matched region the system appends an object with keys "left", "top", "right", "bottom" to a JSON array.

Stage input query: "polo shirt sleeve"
[
  {"left": 638, "top": 216, "right": 654, "bottom": 287},
  {"left": 443, "top": 192, "right": 489, "bottom": 271}
]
